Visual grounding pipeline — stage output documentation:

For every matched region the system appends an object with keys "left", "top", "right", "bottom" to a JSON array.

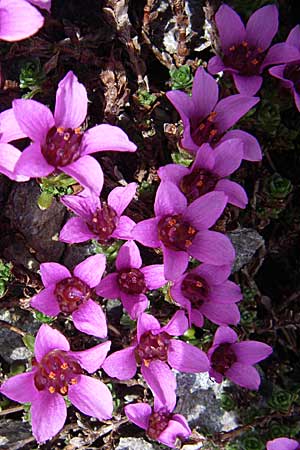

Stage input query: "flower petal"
[
  {"left": 40, "top": 262, "right": 71, "bottom": 287},
  {"left": 246, "top": 5, "right": 278, "bottom": 51},
  {"left": 162, "top": 246, "right": 189, "bottom": 281},
  {"left": 141, "top": 360, "right": 177, "bottom": 411},
  {"left": 231, "top": 341, "right": 272, "bottom": 365},
  {"left": 210, "top": 280, "right": 242, "bottom": 303},
  {"left": 226, "top": 362, "right": 261, "bottom": 390},
  {"left": 141, "top": 264, "right": 166, "bottom": 290},
  {"left": 200, "top": 302, "right": 240, "bottom": 326},
  {"left": 31, "top": 392, "right": 66, "bottom": 443},
  {"left": 121, "top": 292, "right": 148, "bottom": 320},
  {"left": 189, "top": 230, "right": 235, "bottom": 266},
  {"left": 125, "top": 403, "right": 151, "bottom": 430},
  {"left": 215, "top": 4, "right": 246, "bottom": 50},
  {"left": 137, "top": 313, "right": 161, "bottom": 341},
  {"left": 28, "top": 0, "right": 51, "bottom": 12},
  {"left": 207, "top": 55, "right": 226, "bottom": 75},
  {"left": 269, "top": 65, "right": 293, "bottom": 87},
  {"left": 158, "top": 164, "right": 189, "bottom": 185},
  {"left": 213, "top": 139, "right": 244, "bottom": 176},
  {"left": 60, "top": 192, "right": 99, "bottom": 221},
  {"left": 232, "top": 73, "right": 263, "bottom": 96},
  {"left": 267, "top": 438, "right": 299, "bottom": 450},
  {"left": 195, "top": 264, "right": 231, "bottom": 285},
  {"left": 286, "top": 25, "right": 300, "bottom": 50},
  {"left": 70, "top": 341, "right": 111, "bottom": 373},
  {"left": 102, "top": 346, "right": 137, "bottom": 380},
  {"left": 261, "top": 43, "right": 300, "bottom": 71},
  {"left": 113, "top": 215, "right": 136, "bottom": 240},
  {"left": 192, "top": 143, "right": 215, "bottom": 171},
  {"left": 0, "top": 143, "right": 29, "bottom": 181},
  {"left": 14, "top": 143, "right": 53, "bottom": 177},
  {"left": 13, "top": 99, "right": 54, "bottom": 143},
  {"left": 59, "top": 217, "right": 96, "bottom": 243},
  {"left": 158, "top": 417, "right": 191, "bottom": 448},
  {"left": 81, "top": 124, "right": 137, "bottom": 154},
  {"left": 116, "top": 241, "right": 142, "bottom": 270},
  {"left": 34, "top": 324, "right": 70, "bottom": 362},
  {"left": 168, "top": 339, "right": 209, "bottom": 372},
  {"left": 215, "top": 95, "right": 259, "bottom": 134},
  {"left": 74, "top": 254, "right": 106, "bottom": 288},
  {"left": 96, "top": 273, "right": 121, "bottom": 299},
  {"left": 108, "top": 183, "right": 137, "bottom": 216},
  {"left": 0, "top": 0, "right": 44, "bottom": 42},
  {"left": 68, "top": 375, "right": 113, "bottom": 420},
  {"left": 72, "top": 299, "right": 107, "bottom": 338},
  {"left": 190, "top": 309, "right": 204, "bottom": 327},
  {"left": 133, "top": 218, "right": 160, "bottom": 248},
  {"left": 157, "top": 310, "right": 188, "bottom": 336},
  {"left": 154, "top": 182, "right": 187, "bottom": 217},
  {"left": 215, "top": 179, "right": 248, "bottom": 208},
  {"left": 191, "top": 67, "right": 219, "bottom": 117},
  {"left": 31, "top": 287, "right": 61, "bottom": 317},
  {"left": 63, "top": 155, "right": 103, "bottom": 196},
  {"left": 0, "top": 371, "right": 38, "bottom": 403},
  {"left": 166, "top": 90, "right": 196, "bottom": 123},
  {"left": 220, "top": 129, "right": 262, "bottom": 161},
  {"left": 0, "top": 108, "right": 26, "bottom": 142},
  {"left": 54, "top": 71, "right": 87, "bottom": 129},
  {"left": 212, "top": 326, "right": 238, "bottom": 347},
  {"left": 183, "top": 191, "right": 227, "bottom": 230}
]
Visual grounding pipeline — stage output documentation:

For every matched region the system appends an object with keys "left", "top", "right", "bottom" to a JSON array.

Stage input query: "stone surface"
[
  {"left": 116, "top": 437, "right": 160, "bottom": 450},
  {"left": 0, "top": 419, "right": 32, "bottom": 449},
  {"left": 228, "top": 228, "right": 265, "bottom": 272}
]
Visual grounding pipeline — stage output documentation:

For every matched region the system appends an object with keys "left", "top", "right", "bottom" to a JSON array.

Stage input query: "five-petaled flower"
[
  {"left": 125, "top": 400, "right": 191, "bottom": 448},
  {"left": 59, "top": 183, "right": 137, "bottom": 244},
  {"left": 267, "top": 438, "right": 300, "bottom": 450},
  {"left": 0, "top": 324, "right": 113, "bottom": 443},
  {"left": 133, "top": 181, "right": 235, "bottom": 280},
  {"left": 166, "top": 66, "right": 261, "bottom": 161},
  {"left": 12, "top": 71, "right": 136, "bottom": 194},
  {"left": 102, "top": 311, "right": 209, "bottom": 411},
  {"left": 208, "top": 4, "right": 299, "bottom": 96},
  {"left": 96, "top": 240, "right": 166, "bottom": 319},
  {"left": 208, "top": 326, "right": 272, "bottom": 390},
  {"left": 158, "top": 140, "right": 248, "bottom": 208},
  {"left": 31, "top": 254, "right": 108, "bottom": 338},
  {"left": 170, "top": 263, "right": 242, "bottom": 327}
]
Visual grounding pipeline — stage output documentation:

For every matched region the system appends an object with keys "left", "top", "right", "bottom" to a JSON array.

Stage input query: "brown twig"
[{"left": 0, "top": 320, "right": 25, "bottom": 336}]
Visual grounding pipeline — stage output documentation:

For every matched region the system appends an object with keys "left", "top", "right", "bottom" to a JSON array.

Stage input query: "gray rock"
[
  {"left": 228, "top": 228, "right": 265, "bottom": 272},
  {"left": 0, "top": 327, "right": 30, "bottom": 363},
  {"left": 116, "top": 437, "right": 159, "bottom": 450},
  {"left": 0, "top": 419, "right": 32, "bottom": 449}
]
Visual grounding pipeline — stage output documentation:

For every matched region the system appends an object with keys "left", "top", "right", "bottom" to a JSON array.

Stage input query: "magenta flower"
[
  {"left": 59, "top": 183, "right": 137, "bottom": 244},
  {"left": 31, "top": 254, "right": 108, "bottom": 338},
  {"left": 166, "top": 66, "right": 261, "bottom": 161},
  {"left": 102, "top": 311, "right": 209, "bottom": 410},
  {"left": 133, "top": 181, "right": 235, "bottom": 280},
  {"left": 0, "top": 0, "right": 44, "bottom": 42},
  {"left": 158, "top": 140, "right": 248, "bottom": 208},
  {"left": 170, "top": 263, "right": 241, "bottom": 327},
  {"left": 267, "top": 438, "right": 299, "bottom": 450},
  {"left": 13, "top": 71, "right": 136, "bottom": 195},
  {"left": 28, "top": 0, "right": 51, "bottom": 11},
  {"left": 0, "top": 324, "right": 113, "bottom": 443},
  {"left": 125, "top": 401, "right": 191, "bottom": 448},
  {"left": 208, "top": 326, "right": 272, "bottom": 390},
  {"left": 96, "top": 240, "right": 166, "bottom": 319},
  {"left": 269, "top": 25, "right": 300, "bottom": 111},
  {"left": 0, "top": 108, "right": 29, "bottom": 181},
  {"left": 208, "top": 4, "right": 300, "bottom": 96}
]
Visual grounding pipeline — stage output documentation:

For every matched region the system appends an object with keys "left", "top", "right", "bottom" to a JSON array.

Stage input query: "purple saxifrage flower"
[
  {"left": 28, "top": 0, "right": 51, "bottom": 12},
  {"left": 166, "top": 66, "right": 261, "bottom": 160},
  {"left": 13, "top": 71, "right": 136, "bottom": 194},
  {"left": 125, "top": 400, "right": 191, "bottom": 448},
  {"left": 0, "top": 0, "right": 44, "bottom": 42},
  {"left": 96, "top": 240, "right": 166, "bottom": 319},
  {"left": 0, "top": 324, "right": 113, "bottom": 443},
  {"left": 208, "top": 4, "right": 300, "bottom": 96},
  {"left": 208, "top": 326, "right": 272, "bottom": 390},
  {"left": 158, "top": 140, "right": 248, "bottom": 208},
  {"left": 267, "top": 438, "right": 300, "bottom": 450},
  {"left": 102, "top": 311, "right": 209, "bottom": 410},
  {"left": 31, "top": 254, "right": 108, "bottom": 338},
  {"left": 133, "top": 181, "right": 235, "bottom": 280},
  {"left": 170, "top": 263, "right": 242, "bottom": 327},
  {"left": 59, "top": 183, "right": 137, "bottom": 244},
  {"left": 269, "top": 25, "right": 300, "bottom": 111}
]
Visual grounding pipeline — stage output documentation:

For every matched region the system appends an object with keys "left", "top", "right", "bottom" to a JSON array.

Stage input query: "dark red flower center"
[
  {"left": 158, "top": 214, "right": 197, "bottom": 251},
  {"left": 191, "top": 111, "right": 219, "bottom": 148},
  {"left": 33, "top": 350, "right": 82, "bottom": 395},
  {"left": 147, "top": 410, "right": 172, "bottom": 440},
  {"left": 118, "top": 268, "right": 147, "bottom": 295},
  {"left": 180, "top": 169, "right": 219, "bottom": 203},
  {"left": 283, "top": 61, "right": 300, "bottom": 94},
  {"left": 88, "top": 203, "right": 119, "bottom": 244},
  {"left": 55, "top": 276, "right": 91, "bottom": 314},
  {"left": 41, "top": 126, "right": 83, "bottom": 167},
  {"left": 223, "top": 40, "right": 265, "bottom": 76},
  {"left": 210, "top": 343, "right": 237, "bottom": 375},
  {"left": 181, "top": 274, "right": 210, "bottom": 307},
  {"left": 135, "top": 331, "right": 171, "bottom": 366}
]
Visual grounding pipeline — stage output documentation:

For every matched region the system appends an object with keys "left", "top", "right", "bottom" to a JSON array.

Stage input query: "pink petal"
[
  {"left": 246, "top": 5, "right": 278, "bottom": 51},
  {"left": 13, "top": 99, "right": 54, "bottom": 143},
  {"left": 293, "top": 89, "right": 300, "bottom": 112},
  {"left": 192, "top": 143, "right": 215, "bottom": 171},
  {"left": 220, "top": 129, "right": 262, "bottom": 161},
  {"left": 121, "top": 292, "right": 148, "bottom": 320},
  {"left": 207, "top": 55, "right": 226, "bottom": 75},
  {"left": 137, "top": 313, "right": 161, "bottom": 341},
  {"left": 102, "top": 346, "right": 137, "bottom": 380},
  {"left": 166, "top": 90, "right": 196, "bottom": 124},
  {"left": 213, "top": 139, "right": 243, "bottom": 177},
  {"left": 0, "top": 371, "right": 38, "bottom": 403},
  {"left": 108, "top": 183, "right": 137, "bottom": 216},
  {"left": 31, "top": 392, "right": 66, "bottom": 443},
  {"left": 155, "top": 181, "right": 187, "bottom": 217},
  {"left": 0, "top": 143, "right": 29, "bottom": 181},
  {"left": 189, "top": 230, "right": 235, "bottom": 266},
  {"left": 74, "top": 254, "right": 106, "bottom": 288},
  {"left": 116, "top": 240, "right": 142, "bottom": 270},
  {"left": 158, "top": 164, "right": 189, "bottom": 185},
  {"left": 162, "top": 246, "right": 189, "bottom": 281},
  {"left": 261, "top": 43, "right": 300, "bottom": 71},
  {"left": 191, "top": 67, "right": 219, "bottom": 118},
  {"left": 190, "top": 309, "right": 204, "bottom": 327},
  {"left": 0, "top": 0, "right": 44, "bottom": 42},
  {"left": 286, "top": 25, "right": 300, "bottom": 50},
  {"left": 141, "top": 360, "right": 177, "bottom": 411},
  {"left": 210, "top": 280, "right": 242, "bottom": 303},
  {"left": 226, "top": 362, "right": 261, "bottom": 390},
  {"left": 141, "top": 264, "right": 166, "bottom": 290},
  {"left": 168, "top": 339, "right": 209, "bottom": 372},
  {"left": 60, "top": 192, "right": 99, "bottom": 221},
  {"left": 215, "top": 179, "right": 248, "bottom": 208},
  {"left": 170, "top": 280, "right": 190, "bottom": 309},
  {"left": 215, "top": 95, "right": 259, "bottom": 134},
  {"left": 0, "top": 108, "right": 26, "bottom": 142},
  {"left": 30, "top": 287, "right": 60, "bottom": 317},
  {"left": 157, "top": 310, "right": 188, "bottom": 336},
  {"left": 40, "top": 262, "right": 71, "bottom": 287},
  {"left": 81, "top": 124, "right": 137, "bottom": 155},
  {"left": 96, "top": 273, "right": 121, "bottom": 299},
  {"left": 34, "top": 324, "right": 70, "bottom": 362},
  {"left": 54, "top": 71, "right": 87, "bottom": 129},
  {"left": 113, "top": 215, "right": 136, "bottom": 240},
  {"left": 125, "top": 403, "right": 151, "bottom": 430},
  {"left": 70, "top": 341, "right": 111, "bottom": 373},
  {"left": 269, "top": 65, "right": 293, "bottom": 87},
  {"left": 68, "top": 375, "right": 113, "bottom": 420},
  {"left": 267, "top": 438, "right": 299, "bottom": 450},
  {"left": 28, "top": 0, "right": 51, "bottom": 12},
  {"left": 183, "top": 191, "right": 227, "bottom": 230},
  {"left": 232, "top": 73, "right": 263, "bottom": 96},
  {"left": 14, "top": 142, "right": 53, "bottom": 177},
  {"left": 72, "top": 299, "right": 107, "bottom": 338},
  {"left": 231, "top": 341, "right": 272, "bottom": 365},
  {"left": 200, "top": 302, "right": 240, "bottom": 326},
  {"left": 195, "top": 264, "right": 231, "bottom": 285},
  {"left": 133, "top": 218, "right": 160, "bottom": 248},
  {"left": 212, "top": 326, "right": 238, "bottom": 347},
  {"left": 158, "top": 417, "right": 191, "bottom": 448},
  {"left": 63, "top": 155, "right": 104, "bottom": 196},
  {"left": 59, "top": 217, "right": 96, "bottom": 243},
  {"left": 215, "top": 4, "right": 246, "bottom": 50}
]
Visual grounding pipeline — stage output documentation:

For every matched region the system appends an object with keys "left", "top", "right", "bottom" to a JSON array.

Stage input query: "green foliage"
[
  {"left": 268, "top": 388, "right": 294, "bottom": 412},
  {"left": 240, "top": 432, "right": 265, "bottom": 450},
  {"left": 37, "top": 173, "right": 77, "bottom": 210},
  {"left": 220, "top": 393, "right": 236, "bottom": 411},
  {"left": 268, "top": 420, "right": 290, "bottom": 439},
  {"left": 33, "top": 310, "right": 55, "bottom": 324},
  {"left": 91, "top": 239, "right": 123, "bottom": 264},
  {"left": 22, "top": 334, "right": 35, "bottom": 353},
  {"left": 136, "top": 89, "right": 157, "bottom": 107},
  {"left": 19, "top": 58, "right": 45, "bottom": 99},
  {"left": 171, "top": 148, "right": 193, "bottom": 167},
  {"left": 170, "top": 65, "right": 194, "bottom": 91},
  {"left": 0, "top": 260, "right": 13, "bottom": 298},
  {"left": 267, "top": 174, "right": 293, "bottom": 199}
]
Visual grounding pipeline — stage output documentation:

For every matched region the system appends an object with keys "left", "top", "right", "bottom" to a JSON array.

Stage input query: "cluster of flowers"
[{"left": 0, "top": 2, "right": 299, "bottom": 448}]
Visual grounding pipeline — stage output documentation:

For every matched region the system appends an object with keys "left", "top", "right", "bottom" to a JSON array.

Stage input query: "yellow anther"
[
  {"left": 70, "top": 378, "right": 78, "bottom": 385},
  {"left": 144, "top": 359, "right": 151, "bottom": 367},
  {"left": 48, "top": 371, "right": 56, "bottom": 380},
  {"left": 195, "top": 281, "right": 203, "bottom": 288},
  {"left": 251, "top": 58, "right": 259, "bottom": 65},
  {"left": 242, "top": 40, "right": 248, "bottom": 47},
  {"left": 57, "top": 127, "right": 64, "bottom": 134},
  {"left": 63, "top": 133, "right": 70, "bottom": 141},
  {"left": 196, "top": 180, "right": 204, "bottom": 187},
  {"left": 61, "top": 362, "right": 68, "bottom": 370},
  {"left": 188, "top": 226, "right": 196, "bottom": 235},
  {"left": 168, "top": 219, "right": 177, "bottom": 226},
  {"left": 74, "top": 127, "right": 81, "bottom": 134},
  {"left": 185, "top": 239, "right": 193, "bottom": 247},
  {"left": 209, "top": 129, "right": 218, "bottom": 137},
  {"left": 257, "top": 47, "right": 263, "bottom": 53},
  {"left": 229, "top": 45, "right": 236, "bottom": 52},
  {"left": 208, "top": 111, "right": 217, "bottom": 121},
  {"left": 49, "top": 386, "right": 56, "bottom": 394},
  {"left": 199, "top": 123, "right": 205, "bottom": 130},
  {"left": 60, "top": 386, "right": 68, "bottom": 395}
]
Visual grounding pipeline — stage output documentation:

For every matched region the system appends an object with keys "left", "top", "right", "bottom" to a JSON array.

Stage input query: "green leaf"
[
  {"left": 22, "top": 334, "right": 35, "bottom": 353},
  {"left": 37, "top": 191, "right": 54, "bottom": 210}
]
